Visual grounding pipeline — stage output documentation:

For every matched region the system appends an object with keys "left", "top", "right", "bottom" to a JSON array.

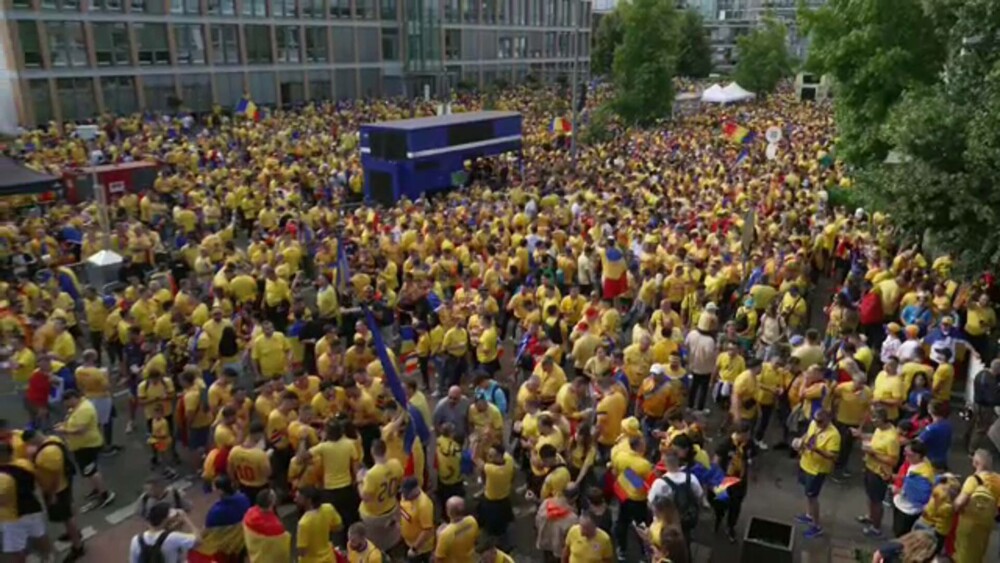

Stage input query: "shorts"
[
  {"left": 1, "top": 512, "right": 47, "bottom": 553},
  {"left": 74, "top": 446, "right": 102, "bottom": 478},
  {"left": 188, "top": 426, "right": 210, "bottom": 450},
  {"left": 46, "top": 485, "right": 74, "bottom": 523},
  {"left": 863, "top": 469, "right": 889, "bottom": 504},
  {"left": 361, "top": 505, "right": 400, "bottom": 552},
  {"left": 91, "top": 396, "right": 113, "bottom": 426},
  {"left": 798, "top": 468, "right": 826, "bottom": 499},
  {"left": 603, "top": 276, "right": 628, "bottom": 301}
]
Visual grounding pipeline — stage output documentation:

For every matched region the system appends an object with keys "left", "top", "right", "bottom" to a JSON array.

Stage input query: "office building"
[{"left": 0, "top": 0, "right": 591, "bottom": 130}]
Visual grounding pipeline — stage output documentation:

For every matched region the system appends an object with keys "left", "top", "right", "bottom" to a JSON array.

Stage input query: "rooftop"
[{"left": 363, "top": 111, "right": 522, "bottom": 131}]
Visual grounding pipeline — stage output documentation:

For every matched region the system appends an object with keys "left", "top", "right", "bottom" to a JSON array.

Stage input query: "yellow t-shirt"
[
  {"left": 436, "top": 436, "right": 463, "bottom": 486},
  {"left": 359, "top": 460, "right": 403, "bottom": 518},
  {"left": 434, "top": 515, "right": 479, "bottom": 563},
  {"left": 296, "top": 503, "right": 343, "bottom": 563},
  {"left": 833, "top": 383, "right": 872, "bottom": 426},
  {"left": 64, "top": 399, "right": 104, "bottom": 451},
  {"left": 252, "top": 334, "right": 290, "bottom": 379},
  {"left": 540, "top": 465, "right": 572, "bottom": 500},
  {"left": 228, "top": 446, "right": 271, "bottom": 487},
  {"left": 611, "top": 449, "right": 653, "bottom": 501},
  {"left": 564, "top": 524, "right": 614, "bottom": 563},
  {"left": 399, "top": 492, "right": 435, "bottom": 554},
  {"left": 347, "top": 539, "right": 383, "bottom": 563},
  {"left": 596, "top": 392, "right": 626, "bottom": 446},
  {"left": 872, "top": 372, "right": 904, "bottom": 420},
  {"left": 799, "top": 421, "right": 841, "bottom": 476},
  {"left": 476, "top": 327, "right": 499, "bottom": 364},
  {"left": 34, "top": 438, "right": 69, "bottom": 494},
  {"left": 932, "top": 363, "right": 954, "bottom": 403},
  {"left": 266, "top": 409, "right": 294, "bottom": 450},
  {"left": 484, "top": 453, "right": 514, "bottom": 500},
  {"left": 864, "top": 426, "right": 900, "bottom": 480},
  {"left": 732, "top": 370, "right": 759, "bottom": 420},
  {"left": 310, "top": 439, "right": 359, "bottom": 489}
]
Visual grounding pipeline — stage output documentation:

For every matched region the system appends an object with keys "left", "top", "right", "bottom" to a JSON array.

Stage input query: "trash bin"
[
  {"left": 85, "top": 250, "right": 123, "bottom": 291},
  {"left": 741, "top": 516, "right": 794, "bottom": 563}
]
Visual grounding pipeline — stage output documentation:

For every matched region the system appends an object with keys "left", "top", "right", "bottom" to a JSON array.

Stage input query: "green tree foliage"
[
  {"left": 811, "top": 0, "right": 1000, "bottom": 272},
  {"left": 677, "top": 9, "right": 713, "bottom": 78},
  {"left": 733, "top": 17, "right": 793, "bottom": 96},
  {"left": 800, "top": 0, "right": 948, "bottom": 165},
  {"left": 592, "top": 9, "right": 624, "bottom": 77},
  {"left": 611, "top": 0, "right": 678, "bottom": 125}
]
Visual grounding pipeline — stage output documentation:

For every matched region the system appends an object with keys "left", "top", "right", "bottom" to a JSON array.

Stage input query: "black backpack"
[
  {"left": 665, "top": 470, "right": 700, "bottom": 530},
  {"left": 137, "top": 531, "right": 171, "bottom": 563},
  {"left": 34, "top": 439, "right": 76, "bottom": 480}
]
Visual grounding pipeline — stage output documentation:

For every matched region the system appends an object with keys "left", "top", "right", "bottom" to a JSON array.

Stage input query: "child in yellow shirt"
[{"left": 147, "top": 404, "right": 177, "bottom": 479}]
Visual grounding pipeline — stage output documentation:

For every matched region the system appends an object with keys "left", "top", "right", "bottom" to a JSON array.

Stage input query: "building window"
[
  {"left": 56, "top": 77, "right": 96, "bottom": 121},
  {"left": 245, "top": 25, "right": 272, "bottom": 64},
  {"left": 359, "top": 68, "right": 379, "bottom": 97},
  {"left": 29, "top": 80, "right": 53, "bottom": 126},
  {"left": 461, "top": 0, "right": 476, "bottom": 22},
  {"left": 381, "top": 28, "right": 398, "bottom": 61},
  {"left": 131, "top": 0, "right": 166, "bottom": 13},
  {"left": 248, "top": 71, "right": 276, "bottom": 104},
  {"left": 380, "top": 0, "right": 396, "bottom": 20},
  {"left": 515, "top": 36, "right": 525, "bottom": 58},
  {"left": 335, "top": 68, "right": 355, "bottom": 99},
  {"left": 135, "top": 23, "right": 170, "bottom": 65},
  {"left": 211, "top": 25, "right": 240, "bottom": 65},
  {"left": 94, "top": 23, "right": 131, "bottom": 67},
  {"left": 444, "top": 0, "right": 458, "bottom": 22},
  {"left": 444, "top": 29, "right": 460, "bottom": 60},
  {"left": 101, "top": 76, "right": 137, "bottom": 115},
  {"left": 356, "top": 28, "right": 378, "bottom": 62},
  {"left": 41, "top": 0, "right": 80, "bottom": 11},
  {"left": 483, "top": 0, "right": 496, "bottom": 23},
  {"left": 355, "top": 0, "right": 373, "bottom": 18},
  {"left": 179, "top": 74, "right": 212, "bottom": 111},
  {"left": 242, "top": 0, "right": 267, "bottom": 17},
  {"left": 12, "top": 0, "right": 32, "bottom": 9},
  {"left": 498, "top": 0, "right": 508, "bottom": 24},
  {"left": 89, "top": 0, "right": 124, "bottom": 10},
  {"left": 308, "top": 70, "right": 332, "bottom": 100},
  {"left": 174, "top": 25, "right": 206, "bottom": 65},
  {"left": 279, "top": 71, "right": 304, "bottom": 106},
  {"left": 273, "top": 0, "right": 296, "bottom": 18},
  {"left": 142, "top": 75, "right": 175, "bottom": 112},
  {"left": 215, "top": 73, "right": 244, "bottom": 105},
  {"left": 17, "top": 22, "right": 42, "bottom": 68},
  {"left": 170, "top": 0, "right": 199, "bottom": 14},
  {"left": 46, "top": 22, "right": 87, "bottom": 69},
  {"left": 303, "top": 0, "right": 324, "bottom": 18},
  {"left": 276, "top": 26, "right": 301, "bottom": 63},
  {"left": 332, "top": 26, "right": 354, "bottom": 63},
  {"left": 305, "top": 27, "right": 328, "bottom": 62},
  {"left": 498, "top": 36, "right": 512, "bottom": 59},
  {"left": 329, "top": 0, "right": 349, "bottom": 17}
]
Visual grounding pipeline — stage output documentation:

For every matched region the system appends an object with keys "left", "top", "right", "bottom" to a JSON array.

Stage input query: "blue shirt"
[{"left": 918, "top": 419, "right": 953, "bottom": 468}]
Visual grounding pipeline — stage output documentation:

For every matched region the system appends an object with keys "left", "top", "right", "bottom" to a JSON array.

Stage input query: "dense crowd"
[{"left": 1, "top": 84, "right": 999, "bottom": 563}]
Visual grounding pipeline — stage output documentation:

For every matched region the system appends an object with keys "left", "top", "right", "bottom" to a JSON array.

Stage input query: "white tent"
[{"left": 700, "top": 82, "right": 756, "bottom": 104}]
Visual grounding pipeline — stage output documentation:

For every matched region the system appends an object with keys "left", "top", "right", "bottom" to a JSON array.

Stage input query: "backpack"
[
  {"left": 859, "top": 291, "right": 883, "bottom": 325},
  {"left": 664, "top": 470, "right": 700, "bottom": 530},
  {"left": 34, "top": 439, "right": 76, "bottom": 480},
  {"left": 964, "top": 475, "right": 998, "bottom": 525},
  {"left": 136, "top": 531, "right": 171, "bottom": 563}
]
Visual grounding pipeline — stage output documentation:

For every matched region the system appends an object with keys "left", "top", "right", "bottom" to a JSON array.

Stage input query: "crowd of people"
[{"left": 1, "top": 83, "right": 999, "bottom": 563}]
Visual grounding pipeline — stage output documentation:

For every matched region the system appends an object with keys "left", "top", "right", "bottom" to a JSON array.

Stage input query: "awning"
[{"left": 0, "top": 156, "right": 62, "bottom": 197}]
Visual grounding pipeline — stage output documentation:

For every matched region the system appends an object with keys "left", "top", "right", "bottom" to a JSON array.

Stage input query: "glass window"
[
  {"left": 214, "top": 73, "right": 244, "bottom": 105},
  {"left": 302, "top": 0, "right": 324, "bottom": 18},
  {"left": 329, "top": 0, "right": 349, "bottom": 17},
  {"left": 207, "top": 0, "right": 236, "bottom": 13},
  {"left": 444, "top": 0, "right": 458, "bottom": 22},
  {"left": 131, "top": 0, "right": 166, "bottom": 13},
  {"left": 174, "top": 25, "right": 206, "bottom": 65},
  {"left": 46, "top": 22, "right": 87, "bottom": 69},
  {"left": 515, "top": 35, "right": 525, "bottom": 58},
  {"left": 335, "top": 68, "right": 355, "bottom": 99},
  {"left": 359, "top": 68, "right": 379, "bottom": 97},
  {"left": 17, "top": 22, "right": 42, "bottom": 68},
  {"left": 41, "top": 0, "right": 80, "bottom": 11},
  {"left": 444, "top": 29, "right": 460, "bottom": 60},
  {"left": 481, "top": 30, "right": 497, "bottom": 60},
  {"left": 94, "top": 23, "right": 131, "bottom": 67},
  {"left": 273, "top": 0, "right": 296, "bottom": 17},
  {"left": 461, "top": 0, "right": 476, "bottom": 22},
  {"left": 305, "top": 27, "right": 328, "bottom": 62},
  {"left": 355, "top": 0, "right": 373, "bottom": 18},
  {"left": 483, "top": 0, "right": 496, "bottom": 23},
  {"left": 308, "top": 70, "right": 332, "bottom": 100},
  {"left": 245, "top": 25, "right": 273, "bottom": 63},
  {"left": 380, "top": 0, "right": 396, "bottom": 20},
  {"left": 498, "top": 36, "right": 512, "bottom": 59},
  {"left": 381, "top": 28, "right": 398, "bottom": 61},
  {"left": 248, "top": 71, "right": 276, "bottom": 104},
  {"left": 56, "top": 78, "right": 96, "bottom": 121},
  {"left": 29, "top": 80, "right": 53, "bottom": 126},
  {"left": 211, "top": 25, "right": 240, "bottom": 65},
  {"left": 356, "top": 28, "right": 378, "bottom": 62},
  {"left": 179, "top": 74, "right": 212, "bottom": 111},
  {"left": 279, "top": 71, "right": 304, "bottom": 106},
  {"left": 332, "top": 26, "right": 354, "bottom": 63},
  {"left": 135, "top": 23, "right": 170, "bottom": 65},
  {"left": 170, "top": 0, "right": 199, "bottom": 14},
  {"left": 142, "top": 75, "right": 175, "bottom": 112},
  {"left": 12, "top": 0, "right": 32, "bottom": 9},
  {"left": 90, "top": 0, "right": 123, "bottom": 10},
  {"left": 242, "top": 0, "right": 267, "bottom": 17},
  {"left": 100, "top": 76, "right": 137, "bottom": 115},
  {"left": 276, "top": 26, "right": 301, "bottom": 63}
]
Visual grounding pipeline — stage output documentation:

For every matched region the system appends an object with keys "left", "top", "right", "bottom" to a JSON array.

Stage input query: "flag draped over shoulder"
[
  {"left": 188, "top": 494, "right": 251, "bottom": 563},
  {"left": 234, "top": 96, "right": 259, "bottom": 122},
  {"left": 601, "top": 245, "right": 627, "bottom": 281},
  {"left": 242, "top": 506, "right": 291, "bottom": 563}
]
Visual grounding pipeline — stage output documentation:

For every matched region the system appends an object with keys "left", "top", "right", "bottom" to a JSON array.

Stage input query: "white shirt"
[
  {"left": 577, "top": 254, "right": 593, "bottom": 286},
  {"left": 129, "top": 531, "right": 198, "bottom": 563},
  {"left": 685, "top": 331, "right": 718, "bottom": 375},
  {"left": 647, "top": 471, "right": 705, "bottom": 510},
  {"left": 897, "top": 339, "right": 921, "bottom": 363}
]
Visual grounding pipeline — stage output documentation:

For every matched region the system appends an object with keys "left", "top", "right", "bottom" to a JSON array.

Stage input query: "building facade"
[{"left": 0, "top": 0, "right": 591, "bottom": 129}]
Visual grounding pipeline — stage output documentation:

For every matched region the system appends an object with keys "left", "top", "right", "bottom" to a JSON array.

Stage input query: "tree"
[
  {"left": 799, "top": 0, "right": 948, "bottom": 165},
  {"left": 592, "top": 9, "right": 624, "bottom": 77},
  {"left": 611, "top": 0, "right": 679, "bottom": 125},
  {"left": 677, "top": 9, "right": 713, "bottom": 78},
  {"left": 733, "top": 16, "right": 793, "bottom": 96}
]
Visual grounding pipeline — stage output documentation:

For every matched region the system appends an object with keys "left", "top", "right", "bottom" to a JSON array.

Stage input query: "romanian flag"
[
  {"left": 201, "top": 446, "right": 232, "bottom": 481},
  {"left": 242, "top": 506, "right": 291, "bottom": 563},
  {"left": 38, "top": 267, "right": 81, "bottom": 302},
  {"left": 601, "top": 245, "right": 627, "bottom": 282},
  {"left": 398, "top": 325, "right": 420, "bottom": 377},
  {"left": 612, "top": 467, "right": 650, "bottom": 502},
  {"left": 722, "top": 122, "right": 752, "bottom": 144},
  {"left": 713, "top": 476, "right": 743, "bottom": 502},
  {"left": 188, "top": 493, "right": 251, "bottom": 563},
  {"left": 550, "top": 117, "right": 573, "bottom": 134},
  {"left": 234, "top": 96, "right": 259, "bottom": 122}
]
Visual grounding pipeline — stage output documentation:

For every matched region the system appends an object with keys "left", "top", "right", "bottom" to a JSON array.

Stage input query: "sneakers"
[
  {"left": 726, "top": 527, "right": 738, "bottom": 543},
  {"left": 125, "top": 421, "right": 134, "bottom": 434},
  {"left": 862, "top": 525, "right": 883, "bottom": 538},
  {"left": 803, "top": 525, "right": 824, "bottom": 539},
  {"left": 794, "top": 514, "right": 814, "bottom": 525},
  {"left": 856, "top": 515, "right": 873, "bottom": 525},
  {"left": 97, "top": 491, "right": 116, "bottom": 509},
  {"left": 755, "top": 440, "right": 769, "bottom": 451}
]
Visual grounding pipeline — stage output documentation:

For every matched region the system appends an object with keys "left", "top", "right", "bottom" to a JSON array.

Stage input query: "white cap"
[
  {"left": 650, "top": 364, "right": 665, "bottom": 376},
  {"left": 705, "top": 302, "right": 719, "bottom": 312}
]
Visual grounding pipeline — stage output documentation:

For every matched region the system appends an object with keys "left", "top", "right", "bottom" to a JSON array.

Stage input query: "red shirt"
[{"left": 25, "top": 370, "right": 51, "bottom": 408}]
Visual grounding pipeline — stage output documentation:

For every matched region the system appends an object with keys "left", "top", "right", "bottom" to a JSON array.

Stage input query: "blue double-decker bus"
[{"left": 359, "top": 110, "right": 522, "bottom": 205}]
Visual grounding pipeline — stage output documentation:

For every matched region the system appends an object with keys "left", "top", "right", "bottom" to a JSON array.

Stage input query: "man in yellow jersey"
[
  {"left": 358, "top": 439, "right": 403, "bottom": 552},
  {"left": 435, "top": 496, "right": 479, "bottom": 563},
  {"left": 346, "top": 522, "right": 384, "bottom": 562},
  {"left": 179, "top": 369, "right": 212, "bottom": 459},
  {"left": 294, "top": 486, "right": 343, "bottom": 563},
  {"left": 563, "top": 511, "right": 614, "bottom": 563},
  {"left": 595, "top": 376, "right": 627, "bottom": 461},
  {"left": 610, "top": 436, "right": 652, "bottom": 558},
  {"left": 308, "top": 419, "right": 361, "bottom": 531},
  {"left": 56, "top": 390, "right": 116, "bottom": 512},
  {"left": 266, "top": 391, "right": 298, "bottom": 492},
  {"left": 477, "top": 535, "right": 516, "bottom": 562},
  {"left": 399, "top": 477, "right": 435, "bottom": 562},
  {"left": 251, "top": 321, "right": 291, "bottom": 382},
  {"left": 794, "top": 409, "right": 841, "bottom": 539},
  {"left": 74, "top": 349, "right": 120, "bottom": 455},
  {"left": 475, "top": 315, "right": 501, "bottom": 377},
  {"left": 25, "top": 429, "right": 86, "bottom": 561},
  {"left": 0, "top": 441, "right": 52, "bottom": 562},
  {"left": 228, "top": 422, "right": 272, "bottom": 502},
  {"left": 832, "top": 372, "right": 871, "bottom": 481},
  {"left": 855, "top": 408, "right": 899, "bottom": 537},
  {"left": 475, "top": 443, "right": 514, "bottom": 540}
]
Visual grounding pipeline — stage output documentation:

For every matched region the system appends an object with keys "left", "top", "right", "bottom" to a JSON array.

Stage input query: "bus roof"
[{"left": 363, "top": 110, "right": 521, "bottom": 131}]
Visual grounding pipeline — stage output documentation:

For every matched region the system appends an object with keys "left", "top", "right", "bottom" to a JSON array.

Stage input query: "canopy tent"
[
  {"left": 0, "top": 156, "right": 62, "bottom": 197},
  {"left": 700, "top": 82, "right": 756, "bottom": 104}
]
